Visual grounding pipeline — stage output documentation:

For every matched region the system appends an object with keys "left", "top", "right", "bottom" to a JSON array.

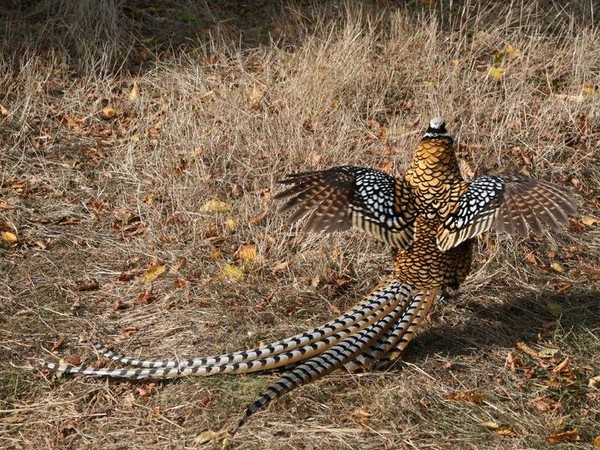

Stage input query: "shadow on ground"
[{"left": 405, "top": 288, "right": 600, "bottom": 363}]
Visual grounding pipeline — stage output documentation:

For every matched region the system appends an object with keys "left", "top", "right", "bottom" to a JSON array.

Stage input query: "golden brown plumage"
[{"left": 39, "top": 118, "right": 576, "bottom": 433}]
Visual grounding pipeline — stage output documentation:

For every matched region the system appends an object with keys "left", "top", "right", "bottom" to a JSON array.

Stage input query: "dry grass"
[{"left": 1, "top": 1, "right": 599, "bottom": 448}]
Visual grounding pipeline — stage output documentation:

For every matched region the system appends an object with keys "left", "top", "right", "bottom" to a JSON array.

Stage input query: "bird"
[{"left": 39, "top": 118, "right": 576, "bottom": 433}]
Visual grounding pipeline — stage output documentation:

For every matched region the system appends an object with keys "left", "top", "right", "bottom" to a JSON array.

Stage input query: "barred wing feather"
[
  {"left": 437, "top": 175, "right": 576, "bottom": 251},
  {"left": 276, "top": 166, "right": 417, "bottom": 248}
]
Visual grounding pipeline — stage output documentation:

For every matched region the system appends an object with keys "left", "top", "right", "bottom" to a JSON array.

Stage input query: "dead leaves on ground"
[{"left": 504, "top": 341, "right": 600, "bottom": 442}]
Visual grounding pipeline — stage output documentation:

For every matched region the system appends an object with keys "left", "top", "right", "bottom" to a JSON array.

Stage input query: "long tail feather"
[
  {"left": 86, "top": 282, "right": 411, "bottom": 370},
  {"left": 41, "top": 282, "right": 408, "bottom": 380},
  {"left": 232, "top": 299, "right": 407, "bottom": 434},
  {"left": 344, "top": 291, "right": 427, "bottom": 371}
]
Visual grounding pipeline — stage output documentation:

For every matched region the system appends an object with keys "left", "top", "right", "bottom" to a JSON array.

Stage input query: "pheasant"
[{"left": 40, "top": 118, "right": 576, "bottom": 432}]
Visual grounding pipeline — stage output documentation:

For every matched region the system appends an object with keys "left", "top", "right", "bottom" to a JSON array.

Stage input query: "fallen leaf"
[
  {"left": 250, "top": 82, "right": 263, "bottom": 108},
  {"left": 200, "top": 200, "right": 231, "bottom": 213},
  {"left": 123, "top": 325, "right": 137, "bottom": 337},
  {"left": 75, "top": 279, "right": 100, "bottom": 291},
  {"left": 582, "top": 215, "right": 600, "bottom": 226},
  {"left": 594, "top": 435, "right": 600, "bottom": 448},
  {"left": 64, "top": 355, "right": 81, "bottom": 365},
  {"left": 222, "top": 264, "right": 244, "bottom": 281},
  {"left": 538, "top": 347, "right": 559, "bottom": 357},
  {"left": 552, "top": 356, "right": 571, "bottom": 374},
  {"left": 143, "top": 263, "right": 166, "bottom": 282},
  {"left": 545, "top": 300, "right": 564, "bottom": 318},
  {"left": 504, "top": 44, "right": 520, "bottom": 57},
  {"left": 589, "top": 375, "right": 600, "bottom": 388},
  {"left": 272, "top": 260, "right": 290, "bottom": 273},
  {"left": 194, "top": 430, "right": 219, "bottom": 444},
  {"left": 208, "top": 249, "right": 223, "bottom": 260},
  {"left": 137, "top": 285, "right": 155, "bottom": 304},
  {"left": 447, "top": 391, "right": 486, "bottom": 404},
  {"left": 225, "top": 218, "right": 237, "bottom": 229},
  {"left": 200, "top": 90, "right": 216, "bottom": 102},
  {"left": 550, "top": 262, "right": 564, "bottom": 273},
  {"left": 247, "top": 212, "right": 267, "bottom": 225},
  {"left": 529, "top": 396, "right": 562, "bottom": 413},
  {"left": 480, "top": 421, "right": 500, "bottom": 430},
  {"left": 1, "top": 231, "right": 18, "bottom": 244},
  {"left": 171, "top": 277, "right": 186, "bottom": 289},
  {"left": 221, "top": 436, "right": 232, "bottom": 450},
  {"left": 497, "top": 427, "right": 519, "bottom": 437},
  {"left": 51, "top": 338, "right": 65, "bottom": 352},
  {"left": 488, "top": 67, "right": 506, "bottom": 81},
  {"left": 129, "top": 82, "right": 140, "bottom": 100},
  {"left": 547, "top": 429, "right": 579, "bottom": 443},
  {"left": 101, "top": 107, "right": 116, "bottom": 119},
  {"left": 237, "top": 244, "right": 257, "bottom": 262},
  {"left": 351, "top": 406, "right": 372, "bottom": 427},
  {"left": 0, "top": 103, "right": 8, "bottom": 116},
  {"left": 582, "top": 86, "right": 598, "bottom": 95},
  {"left": 113, "top": 298, "right": 126, "bottom": 311}
]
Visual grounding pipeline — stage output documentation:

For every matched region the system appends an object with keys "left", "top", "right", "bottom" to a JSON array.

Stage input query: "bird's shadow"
[{"left": 398, "top": 288, "right": 599, "bottom": 365}]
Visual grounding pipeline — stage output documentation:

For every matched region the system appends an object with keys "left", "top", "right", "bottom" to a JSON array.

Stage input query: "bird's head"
[{"left": 423, "top": 117, "right": 453, "bottom": 141}]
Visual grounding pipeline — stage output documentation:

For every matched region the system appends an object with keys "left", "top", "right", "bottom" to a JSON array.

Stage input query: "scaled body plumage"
[{"left": 40, "top": 118, "right": 576, "bottom": 432}]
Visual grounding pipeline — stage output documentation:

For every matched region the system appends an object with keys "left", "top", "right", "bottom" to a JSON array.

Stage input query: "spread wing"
[
  {"left": 437, "top": 175, "right": 576, "bottom": 251},
  {"left": 275, "top": 166, "right": 418, "bottom": 248}
]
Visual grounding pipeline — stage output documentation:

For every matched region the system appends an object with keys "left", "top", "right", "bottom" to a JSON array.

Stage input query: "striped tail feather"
[
  {"left": 377, "top": 288, "right": 439, "bottom": 364},
  {"left": 345, "top": 288, "right": 439, "bottom": 371},
  {"left": 344, "top": 290, "right": 428, "bottom": 371},
  {"left": 232, "top": 299, "right": 407, "bottom": 434},
  {"left": 41, "top": 282, "right": 408, "bottom": 380},
  {"left": 86, "top": 282, "right": 412, "bottom": 370}
]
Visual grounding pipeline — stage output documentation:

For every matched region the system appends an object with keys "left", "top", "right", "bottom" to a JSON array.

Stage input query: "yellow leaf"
[
  {"left": 101, "top": 107, "right": 116, "bottom": 119},
  {"left": 504, "top": 44, "right": 520, "bottom": 57},
  {"left": 237, "top": 244, "right": 257, "bottom": 262},
  {"left": 194, "top": 430, "right": 219, "bottom": 445},
  {"left": 221, "top": 436, "right": 232, "bottom": 450},
  {"left": 550, "top": 262, "right": 564, "bottom": 273},
  {"left": 497, "top": 427, "right": 519, "bottom": 437},
  {"left": 222, "top": 264, "right": 244, "bottom": 281},
  {"left": 129, "top": 82, "right": 139, "bottom": 100},
  {"left": 1, "top": 231, "right": 17, "bottom": 244},
  {"left": 330, "top": 98, "right": 341, "bottom": 108},
  {"left": 488, "top": 67, "right": 506, "bottom": 81},
  {"left": 200, "top": 200, "right": 231, "bottom": 213},
  {"left": 225, "top": 218, "right": 237, "bottom": 229},
  {"left": 582, "top": 215, "right": 600, "bottom": 226},
  {"left": 545, "top": 300, "right": 564, "bottom": 317},
  {"left": 143, "top": 263, "right": 166, "bottom": 282},
  {"left": 208, "top": 249, "right": 223, "bottom": 260},
  {"left": 480, "top": 421, "right": 500, "bottom": 430},
  {"left": 131, "top": 135, "right": 140, "bottom": 141},
  {"left": 0, "top": 103, "right": 8, "bottom": 116},
  {"left": 594, "top": 435, "right": 600, "bottom": 449},
  {"left": 582, "top": 86, "right": 598, "bottom": 95}
]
